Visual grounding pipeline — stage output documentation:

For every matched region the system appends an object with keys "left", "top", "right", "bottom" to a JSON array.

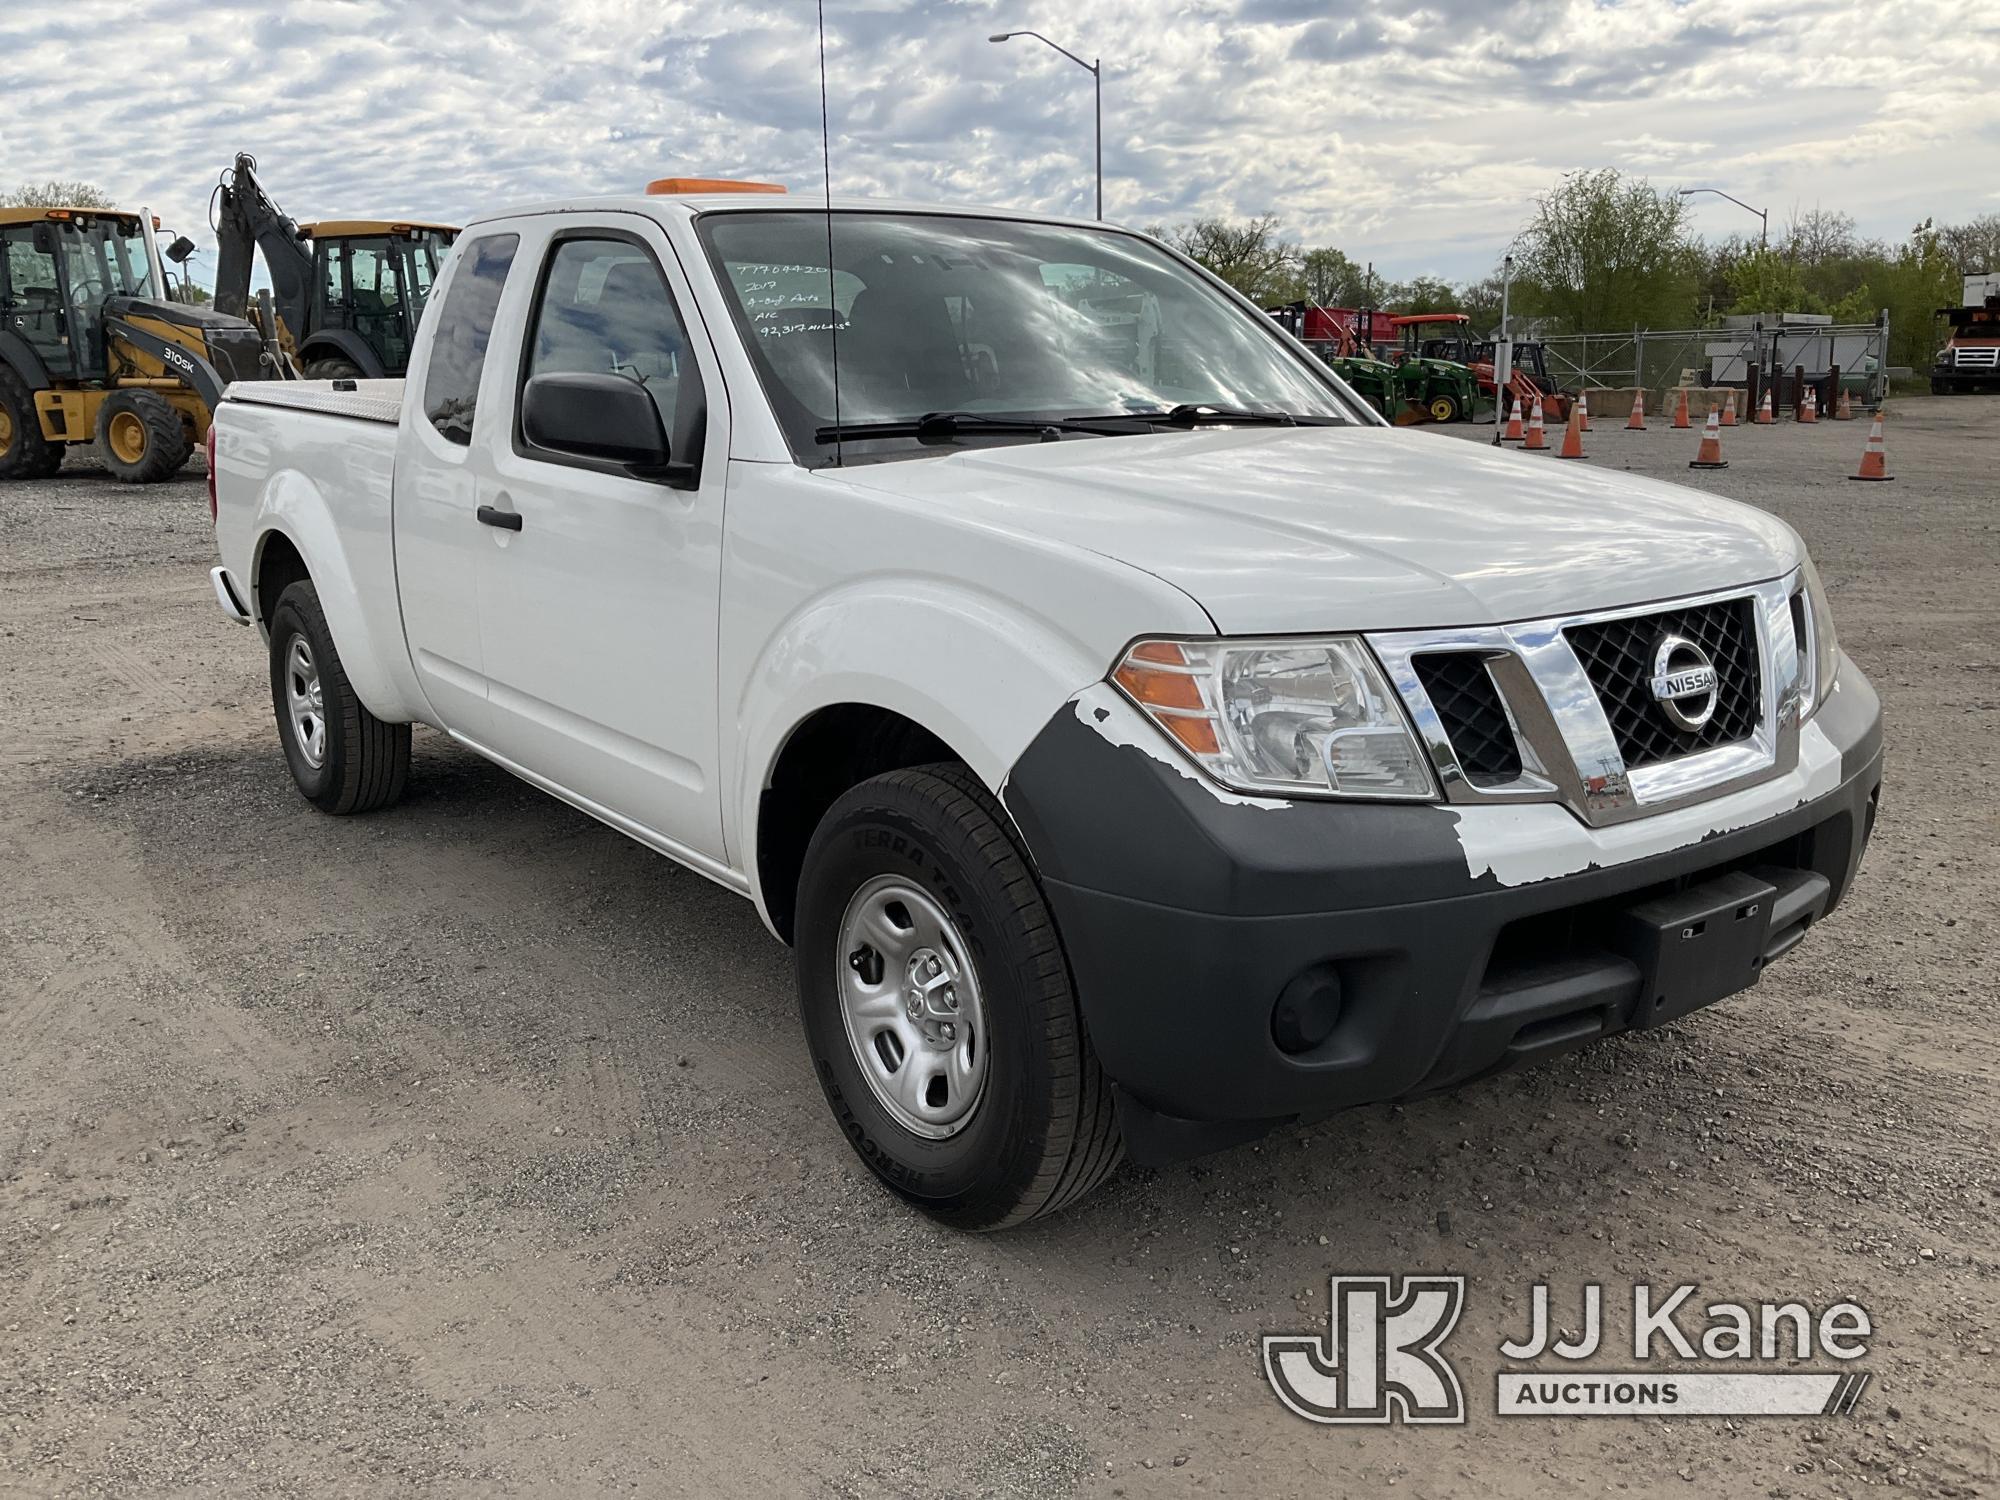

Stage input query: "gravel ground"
[{"left": 1, "top": 402, "right": 1995, "bottom": 1498}]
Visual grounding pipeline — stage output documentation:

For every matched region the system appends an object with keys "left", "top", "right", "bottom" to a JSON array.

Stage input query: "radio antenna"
[{"left": 817, "top": 0, "right": 843, "bottom": 468}]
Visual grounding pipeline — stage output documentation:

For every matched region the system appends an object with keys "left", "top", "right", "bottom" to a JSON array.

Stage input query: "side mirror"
[
  {"left": 165, "top": 236, "right": 196, "bottom": 264},
  {"left": 522, "top": 371, "right": 673, "bottom": 469}
]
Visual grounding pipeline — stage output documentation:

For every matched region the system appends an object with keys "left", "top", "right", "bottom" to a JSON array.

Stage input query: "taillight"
[{"left": 205, "top": 421, "right": 218, "bottom": 523}]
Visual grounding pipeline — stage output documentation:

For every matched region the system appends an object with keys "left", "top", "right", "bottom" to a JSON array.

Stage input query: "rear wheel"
[
  {"left": 268, "top": 580, "right": 410, "bottom": 814},
  {"left": 304, "top": 357, "right": 365, "bottom": 380},
  {"left": 0, "top": 366, "right": 63, "bottom": 480},
  {"left": 96, "top": 390, "right": 192, "bottom": 483},
  {"left": 794, "top": 764, "right": 1122, "bottom": 1230}
]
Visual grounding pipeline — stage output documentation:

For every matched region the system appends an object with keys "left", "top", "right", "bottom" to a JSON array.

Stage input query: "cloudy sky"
[{"left": 4, "top": 0, "right": 1997, "bottom": 288}]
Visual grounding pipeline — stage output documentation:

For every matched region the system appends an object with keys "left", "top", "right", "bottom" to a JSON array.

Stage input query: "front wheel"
[
  {"left": 1428, "top": 392, "right": 1462, "bottom": 423},
  {"left": 794, "top": 764, "right": 1122, "bottom": 1230},
  {"left": 268, "top": 580, "right": 410, "bottom": 814},
  {"left": 96, "top": 389, "right": 192, "bottom": 483}
]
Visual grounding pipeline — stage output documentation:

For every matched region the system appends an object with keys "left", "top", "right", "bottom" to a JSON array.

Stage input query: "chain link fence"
[{"left": 1536, "top": 318, "right": 1891, "bottom": 405}]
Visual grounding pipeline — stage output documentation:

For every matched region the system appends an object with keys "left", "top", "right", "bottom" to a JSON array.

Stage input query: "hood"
[{"left": 827, "top": 425, "right": 1803, "bottom": 634}]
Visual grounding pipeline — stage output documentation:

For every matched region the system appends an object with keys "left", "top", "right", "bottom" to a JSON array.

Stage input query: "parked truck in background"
[
  {"left": 1933, "top": 272, "right": 2000, "bottom": 394},
  {"left": 208, "top": 185, "right": 1883, "bottom": 1229}
]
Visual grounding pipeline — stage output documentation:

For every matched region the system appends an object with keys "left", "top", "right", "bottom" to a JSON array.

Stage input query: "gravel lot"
[{"left": 1, "top": 400, "right": 1995, "bottom": 1498}]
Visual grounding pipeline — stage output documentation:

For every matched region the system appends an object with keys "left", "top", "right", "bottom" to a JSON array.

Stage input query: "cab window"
[
  {"left": 422, "top": 233, "right": 519, "bottom": 445},
  {"left": 518, "top": 236, "right": 702, "bottom": 464}
]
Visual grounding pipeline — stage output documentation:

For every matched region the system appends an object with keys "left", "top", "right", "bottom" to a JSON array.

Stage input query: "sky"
[{"left": 4, "top": 0, "right": 1997, "bottom": 290}]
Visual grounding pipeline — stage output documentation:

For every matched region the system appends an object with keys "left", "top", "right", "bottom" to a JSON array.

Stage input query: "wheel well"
[
  {"left": 757, "top": 704, "right": 962, "bottom": 944},
  {"left": 255, "top": 532, "right": 309, "bottom": 630}
]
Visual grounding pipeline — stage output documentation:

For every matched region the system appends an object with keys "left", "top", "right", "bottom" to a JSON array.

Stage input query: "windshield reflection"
[{"left": 698, "top": 211, "right": 1356, "bottom": 462}]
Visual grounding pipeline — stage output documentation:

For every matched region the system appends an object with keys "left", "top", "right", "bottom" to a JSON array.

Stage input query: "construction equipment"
[
  {"left": 212, "top": 153, "right": 458, "bottom": 379},
  {"left": 1400, "top": 313, "right": 1572, "bottom": 421},
  {"left": 1268, "top": 302, "right": 1473, "bottom": 423},
  {"left": 1, "top": 204, "right": 282, "bottom": 482},
  {"left": 1371, "top": 313, "right": 1478, "bottom": 422}
]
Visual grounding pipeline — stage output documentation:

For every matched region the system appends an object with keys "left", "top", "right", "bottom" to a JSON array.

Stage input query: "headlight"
[
  {"left": 1111, "top": 637, "right": 1436, "bottom": 800},
  {"left": 1795, "top": 559, "right": 1840, "bottom": 718}
]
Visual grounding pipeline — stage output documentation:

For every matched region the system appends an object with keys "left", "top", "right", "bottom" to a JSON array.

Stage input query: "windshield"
[
  {"left": 697, "top": 210, "right": 1357, "bottom": 461},
  {"left": 56, "top": 216, "right": 153, "bottom": 305}
]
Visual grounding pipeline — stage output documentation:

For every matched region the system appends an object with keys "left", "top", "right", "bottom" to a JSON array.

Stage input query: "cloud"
[{"left": 1, "top": 0, "right": 1995, "bottom": 286}]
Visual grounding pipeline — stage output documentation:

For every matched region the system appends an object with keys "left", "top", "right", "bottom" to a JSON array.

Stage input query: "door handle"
[{"left": 476, "top": 505, "right": 522, "bottom": 531}]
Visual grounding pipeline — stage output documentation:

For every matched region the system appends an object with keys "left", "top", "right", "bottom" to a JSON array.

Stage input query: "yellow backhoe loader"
[{"left": 0, "top": 204, "right": 285, "bottom": 482}]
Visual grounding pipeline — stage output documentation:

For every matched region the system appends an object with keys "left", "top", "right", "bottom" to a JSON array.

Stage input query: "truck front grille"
[
  {"left": 1953, "top": 346, "right": 1999, "bottom": 368},
  {"left": 1564, "top": 598, "right": 1762, "bottom": 769},
  {"left": 1413, "top": 652, "right": 1521, "bottom": 782}
]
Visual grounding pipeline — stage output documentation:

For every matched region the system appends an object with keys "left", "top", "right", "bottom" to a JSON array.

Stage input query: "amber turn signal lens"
[
  {"left": 1112, "top": 662, "right": 1204, "bottom": 711},
  {"left": 1159, "top": 715, "right": 1221, "bottom": 756}
]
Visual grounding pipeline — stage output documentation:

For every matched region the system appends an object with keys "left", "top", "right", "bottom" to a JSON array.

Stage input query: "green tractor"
[
  {"left": 1267, "top": 301, "right": 1402, "bottom": 418},
  {"left": 1373, "top": 313, "right": 1479, "bottom": 423}
]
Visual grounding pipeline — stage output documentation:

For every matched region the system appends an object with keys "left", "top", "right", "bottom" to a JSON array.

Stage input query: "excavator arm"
[{"left": 211, "top": 154, "right": 314, "bottom": 345}]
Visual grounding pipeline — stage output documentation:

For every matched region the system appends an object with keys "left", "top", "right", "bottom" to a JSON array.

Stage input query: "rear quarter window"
[{"left": 422, "top": 233, "right": 519, "bottom": 444}]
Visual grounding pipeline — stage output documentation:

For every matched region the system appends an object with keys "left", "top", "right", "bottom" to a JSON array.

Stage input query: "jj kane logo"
[{"left": 1264, "top": 1276, "right": 1873, "bottom": 1425}]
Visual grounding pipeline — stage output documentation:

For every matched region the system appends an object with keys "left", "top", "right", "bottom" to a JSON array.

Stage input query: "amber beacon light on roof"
[{"left": 645, "top": 177, "right": 787, "bottom": 195}]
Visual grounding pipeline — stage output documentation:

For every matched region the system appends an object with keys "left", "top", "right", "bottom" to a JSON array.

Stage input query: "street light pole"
[
  {"left": 1679, "top": 186, "right": 1769, "bottom": 251},
  {"left": 990, "top": 30, "right": 1102, "bottom": 219}
]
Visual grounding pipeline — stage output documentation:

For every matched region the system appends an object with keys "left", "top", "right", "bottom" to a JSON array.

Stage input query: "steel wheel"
[
  {"left": 835, "top": 874, "right": 990, "bottom": 1139},
  {"left": 107, "top": 410, "right": 148, "bottom": 466},
  {"left": 284, "top": 636, "right": 327, "bottom": 769}
]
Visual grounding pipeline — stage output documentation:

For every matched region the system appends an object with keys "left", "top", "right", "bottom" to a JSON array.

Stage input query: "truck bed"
[{"left": 225, "top": 378, "right": 404, "bottom": 425}]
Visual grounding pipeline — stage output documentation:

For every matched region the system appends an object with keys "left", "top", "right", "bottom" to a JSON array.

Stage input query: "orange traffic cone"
[
  {"left": 1672, "top": 387, "right": 1691, "bottom": 429},
  {"left": 1578, "top": 389, "right": 1592, "bottom": 431},
  {"left": 1557, "top": 405, "right": 1587, "bottom": 459},
  {"left": 1849, "top": 409, "right": 1892, "bottom": 481},
  {"left": 1800, "top": 386, "right": 1818, "bottom": 424},
  {"left": 1755, "top": 387, "right": 1774, "bottom": 424},
  {"left": 1689, "top": 408, "right": 1728, "bottom": 469},
  {"left": 1625, "top": 388, "right": 1646, "bottom": 430},
  {"left": 1502, "top": 392, "right": 1525, "bottom": 442},
  {"left": 1834, "top": 387, "right": 1854, "bottom": 420},
  {"left": 1523, "top": 393, "right": 1547, "bottom": 450},
  {"left": 1719, "top": 390, "right": 1737, "bottom": 427}
]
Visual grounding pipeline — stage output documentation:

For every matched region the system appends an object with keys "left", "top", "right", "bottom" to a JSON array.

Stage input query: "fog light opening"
[{"left": 1272, "top": 965, "right": 1345, "bottom": 1055}]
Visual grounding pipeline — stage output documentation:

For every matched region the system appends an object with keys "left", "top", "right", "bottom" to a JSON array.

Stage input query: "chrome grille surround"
[{"left": 1368, "top": 573, "right": 1805, "bottom": 829}]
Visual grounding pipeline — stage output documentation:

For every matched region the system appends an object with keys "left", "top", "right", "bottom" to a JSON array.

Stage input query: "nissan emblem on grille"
[{"left": 1649, "top": 635, "right": 1720, "bottom": 732}]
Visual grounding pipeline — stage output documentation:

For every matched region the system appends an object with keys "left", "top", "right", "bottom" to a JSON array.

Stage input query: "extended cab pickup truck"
[{"left": 209, "top": 189, "right": 1883, "bottom": 1229}]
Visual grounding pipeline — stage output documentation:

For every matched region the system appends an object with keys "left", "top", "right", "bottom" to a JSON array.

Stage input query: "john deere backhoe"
[
  {"left": 0, "top": 204, "right": 283, "bottom": 482},
  {"left": 212, "top": 153, "right": 456, "bottom": 379}
]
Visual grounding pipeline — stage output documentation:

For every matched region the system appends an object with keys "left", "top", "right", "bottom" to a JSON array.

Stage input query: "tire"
[
  {"left": 95, "top": 389, "right": 192, "bottom": 483},
  {"left": 795, "top": 763, "right": 1122, "bottom": 1230},
  {"left": 1427, "top": 392, "right": 1462, "bottom": 423},
  {"left": 268, "top": 580, "right": 410, "bottom": 814},
  {"left": 304, "top": 357, "right": 365, "bottom": 380},
  {"left": 0, "top": 365, "right": 63, "bottom": 480}
]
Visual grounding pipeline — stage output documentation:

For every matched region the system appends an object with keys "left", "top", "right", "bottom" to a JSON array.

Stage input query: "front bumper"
[{"left": 1004, "top": 660, "right": 1882, "bottom": 1165}]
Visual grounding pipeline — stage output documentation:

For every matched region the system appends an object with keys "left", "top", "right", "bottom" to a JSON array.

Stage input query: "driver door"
[{"left": 2, "top": 226, "right": 73, "bottom": 378}]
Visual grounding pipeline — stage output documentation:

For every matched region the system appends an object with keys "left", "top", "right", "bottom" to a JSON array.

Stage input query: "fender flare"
[
  {"left": 250, "top": 471, "right": 429, "bottom": 724},
  {"left": 299, "top": 328, "right": 386, "bottom": 379},
  {"left": 0, "top": 330, "right": 54, "bottom": 390},
  {"left": 729, "top": 574, "right": 1179, "bottom": 926}
]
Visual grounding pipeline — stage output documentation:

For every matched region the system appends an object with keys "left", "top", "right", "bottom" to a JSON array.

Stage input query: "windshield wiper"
[
  {"left": 1154, "top": 403, "right": 1325, "bottom": 427},
  {"left": 814, "top": 411, "right": 1130, "bottom": 444}
]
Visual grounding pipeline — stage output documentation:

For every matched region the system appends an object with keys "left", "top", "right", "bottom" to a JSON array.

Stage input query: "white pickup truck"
[{"left": 208, "top": 187, "right": 1883, "bottom": 1229}]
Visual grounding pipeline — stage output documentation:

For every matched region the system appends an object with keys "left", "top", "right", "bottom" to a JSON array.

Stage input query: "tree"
[
  {"left": 1727, "top": 247, "right": 1821, "bottom": 316},
  {"left": 1388, "top": 275, "right": 1462, "bottom": 315},
  {"left": 1155, "top": 215, "right": 1301, "bottom": 305},
  {"left": 1297, "top": 246, "right": 1368, "bottom": 307},
  {"left": 0, "top": 179, "right": 116, "bottom": 208},
  {"left": 1939, "top": 213, "right": 2000, "bottom": 276},
  {"left": 1781, "top": 207, "right": 1858, "bottom": 270},
  {"left": 1510, "top": 169, "right": 1698, "bottom": 333}
]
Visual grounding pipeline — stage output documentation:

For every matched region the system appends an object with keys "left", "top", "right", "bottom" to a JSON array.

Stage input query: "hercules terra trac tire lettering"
[
  {"left": 794, "top": 764, "right": 1122, "bottom": 1230},
  {"left": 268, "top": 580, "right": 410, "bottom": 815}
]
